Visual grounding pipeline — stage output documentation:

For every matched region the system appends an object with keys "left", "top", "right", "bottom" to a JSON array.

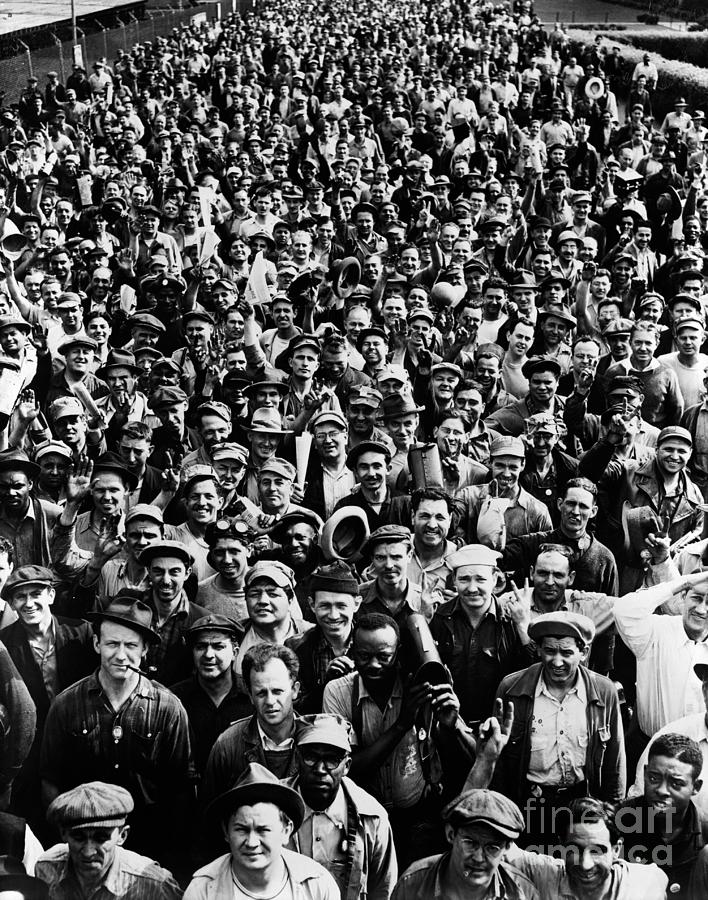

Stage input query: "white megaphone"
[{"left": 585, "top": 76, "right": 605, "bottom": 100}]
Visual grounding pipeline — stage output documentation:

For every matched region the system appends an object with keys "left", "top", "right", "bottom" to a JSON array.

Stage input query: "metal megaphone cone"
[
  {"left": 330, "top": 256, "right": 361, "bottom": 300},
  {"left": 403, "top": 613, "right": 450, "bottom": 686}
]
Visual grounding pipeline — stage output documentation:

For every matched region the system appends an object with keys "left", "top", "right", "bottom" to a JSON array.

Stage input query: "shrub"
[{"left": 569, "top": 27, "right": 708, "bottom": 119}]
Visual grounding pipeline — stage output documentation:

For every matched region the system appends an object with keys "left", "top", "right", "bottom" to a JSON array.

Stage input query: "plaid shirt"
[
  {"left": 41, "top": 671, "right": 193, "bottom": 806},
  {"left": 146, "top": 592, "right": 192, "bottom": 677}
]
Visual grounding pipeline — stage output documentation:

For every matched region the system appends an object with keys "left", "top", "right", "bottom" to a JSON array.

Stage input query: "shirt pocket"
[{"left": 529, "top": 733, "right": 551, "bottom": 754}]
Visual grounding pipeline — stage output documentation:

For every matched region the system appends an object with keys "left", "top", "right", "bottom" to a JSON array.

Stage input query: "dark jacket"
[
  {"left": 492, "top": 662, "right": 625, "bottom": 806},
  {"left": 0, "top": 616, "right": 95, "bottom": 726},
  {"left": 201, "top": 714, "right": 300, "bottom": 809}
]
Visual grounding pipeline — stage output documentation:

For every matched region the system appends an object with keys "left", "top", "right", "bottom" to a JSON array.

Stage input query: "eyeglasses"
[
  {"left": 299, "top": 751, "right": 348, "bottom": 771},
  {"left": 314, "top": 430, "right": 345, "bottom": 441},
  {"left": 458, "top": 837, "right": 505, "bottom": 857}
]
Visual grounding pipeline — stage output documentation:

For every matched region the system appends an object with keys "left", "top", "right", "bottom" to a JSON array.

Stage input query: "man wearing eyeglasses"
[{"left": 285, "top": 713, "right": 397, "bottom": 900}]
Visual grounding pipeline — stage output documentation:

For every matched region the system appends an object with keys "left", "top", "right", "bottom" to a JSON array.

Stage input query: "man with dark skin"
[{"left": 285, "top": 714, "right": 398, "bottom": 900}]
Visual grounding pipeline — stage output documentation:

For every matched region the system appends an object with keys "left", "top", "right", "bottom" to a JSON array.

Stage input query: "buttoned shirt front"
[
  {"left": 40, "top": 671, "right": 193, "bottom": 805},
  {"left": 321, "top": 464, "right": 356, "bottom": 519},
  {"left": 296, "top": 783, "right": 348, "bottom": 877},
  {"left": 323, "top": 672, "right": 425, "bottom": 810},
  {"left": 27, "top": 618, "right": 59, "bottom": 702},
  {"left": 528, "top": 674, "right": 588, "bottom": 786}
]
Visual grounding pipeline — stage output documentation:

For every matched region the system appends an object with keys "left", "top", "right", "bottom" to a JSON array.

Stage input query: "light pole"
[{"left": 71, "top": 0, "right": 78, "bottom": 55}]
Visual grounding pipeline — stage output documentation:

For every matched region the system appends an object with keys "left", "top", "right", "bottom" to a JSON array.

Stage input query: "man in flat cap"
[
  {"left": 40, "top": 598, "right": 194, "bottom": 863},
  {"left": 284, "top": 713, "right": 397, "bottom": 900},
  {"left": 0, "top": 566, "right": 94, "bottom": 834},
  {"left": 186, "top": 762, "right": 339, "bottom": 899},
  {"left": 392, "top": 788, "right": 536, "bottom": 900},
  {"left": 492, "top": 611, "right": 625, "bottom": 844},
  {"left": 36, "top": 781, "right": 182, "bottom": 898},
  {"left": 287, "top": 561, "right": 360, "bottom": 713},
  {"left": 358, "top": 526, "right": 428, "bottom": 626}
]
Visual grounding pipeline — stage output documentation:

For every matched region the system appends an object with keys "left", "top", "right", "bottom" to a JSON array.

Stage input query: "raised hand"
[
  {"left": 65, "top": 456, "right": 94, "bottom": 506},
  {"left": 477, "top": 698, "right": 515, "bottom": 761},
  {"left": 506, "top": 577, "right": 532, "bottom": 629},
  {"left": 95, "top": 515, "right": 124, "bottom": 561},
  {"left": 16, "top": 389, "right": 39, "bottom": 423}
]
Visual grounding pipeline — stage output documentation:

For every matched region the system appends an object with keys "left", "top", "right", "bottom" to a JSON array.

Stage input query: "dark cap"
[
  {"left": 521, "top": 357, "right": 562, "bottom": 380},
  {"left": 363, "top": 524, "right": 412, "bottom": 554},
  {"left": 657, "top": 425, "right": 693, "bottom": 448},
  {"left": 442, "top": 788, "right": 524, "bottom": 839},
  {"left": 150, "top": 386, "right": 188, "bottom": 409},
  {"left": 310, "top": 560, "right": 359, "bottom": 596},
  {"left": 186, "top": 614, "right": 244, "bottom": 642},
  {"left": 86, "top": 598, "right": 160, "bottom": 644},
  {"left": 346, "top": 440, "right": 392, "bottom": 470},
  {"left": 2, "top": 565, "right": 54, "bottom": 600}
]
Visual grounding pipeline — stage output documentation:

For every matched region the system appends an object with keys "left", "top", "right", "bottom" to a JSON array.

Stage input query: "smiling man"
[
  {"left": 37, "top": 782, "right": 182, "bottom": 898},
  {"left": 492, "top": 611, "right": 625, "bottom": 846}
]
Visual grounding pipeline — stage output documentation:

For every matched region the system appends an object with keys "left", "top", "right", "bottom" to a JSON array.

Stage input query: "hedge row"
[
  {"left": 610, "top": 30, "right": 708, "bottom": 65},
  {"left": 568, "top": 27, "right": 708, "bottom": 119}
]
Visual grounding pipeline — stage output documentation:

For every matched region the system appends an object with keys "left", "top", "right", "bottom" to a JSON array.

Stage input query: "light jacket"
[
  {"left": 285, "top": 775, "right": 397, "bottom": 900},
  {"left": 183, "top": 849, "right": 340, "bottom": 900}
]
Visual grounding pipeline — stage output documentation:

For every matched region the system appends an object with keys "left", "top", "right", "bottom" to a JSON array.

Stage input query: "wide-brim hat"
[
  {"left": 208, "top": 761, "right": 305, "bottom": 829},
  {"left": 320, "top": 506, "right": 370, "bottom": 563},
  {"left": 538, "top": 305, "right": 577, "bottom": 328},
  {"left": 86, "top": 598, "right": 160, "bottom": 644},
  {"left": 0, "top": 448, "right": 39, "bottom": 480},
  {"left": 656, "top": 186, "right": 682, "bottom": 222},
  {"left": 92, "top": 452, "right": 140, "bottom": 490}
]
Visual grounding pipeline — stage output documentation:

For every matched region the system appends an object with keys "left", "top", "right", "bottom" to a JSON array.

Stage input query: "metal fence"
[{"left": 0, "top": 0, "right": 244, "bottom": 107}]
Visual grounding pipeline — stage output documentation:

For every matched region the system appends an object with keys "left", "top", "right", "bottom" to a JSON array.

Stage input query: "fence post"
[
  {"left": 95, "top": 22, "right": 108, "bottom": 61},
  {"left": 116, "top": 17, "right": 128, "bottom": 51},
  {"left": 128, "top": 11, "right": 138, "bottom": 49},
  {"left": 17, "top": 40, "right": 32, "bottom": 80},
  {"left": 76, "top": 27, "right": 88, "bottom": 69},
  {"left": 52, "top": 34, "right": 65, "bottom": 83}
]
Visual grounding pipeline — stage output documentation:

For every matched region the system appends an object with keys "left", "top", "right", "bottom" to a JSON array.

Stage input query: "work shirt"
[
  {"left": 527, "top": 675, "right": 588, "bottom": 786},
  {"left": 36, "top": 844, "right": 183, "bottom": 899},
  {"left": 323, "top": 672, "right": 425, "bottom": 810},
  {"left": 27, "top": 619, "right": 58, "bottom": 702},
  {"left": 41, "top": 672, "right": 193, "bottom": 807}
]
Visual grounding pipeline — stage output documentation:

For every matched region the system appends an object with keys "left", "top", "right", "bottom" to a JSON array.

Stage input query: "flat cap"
[
  {"left": 58, "top": 334, "right": 98, "bottom": 355},
  {"left": 211, "top": 442, "right": 249, "bottom": 464},
  {"left": 139, "top": 540, "right": 194, "bottom": 569},
  {"left": 245, "top": 559, "right": 295, "bottom": 590},
  {"left": 129, "top": 312, "right": 165, "bottom": 333},
  {"left": 363, "top": 524, "right": 412, "bottom": 553},
  {"left": 195, "top": 401, "right": 232, "bottom": 424},
  {"left": 309, "top": 410, "right": 348, "bottom": 432},
  {"left": 310, "top": 560, "right": 359, "bottom": 596},
  {"left": 258, "top": 457, "right": 297, "bottom": 481},
  {"left": 150, "top": 386, "right": 188, "bottom": 408},
  {"left": 187, "top": 613, "right": 244, "bottom": 642},
  {"left": 522, "top": 357, "right": 562, "bottom": 380},
  {"left": 674, "top": 315, "right": 705, "bottom": 332},
  {"left": 125, "top": 503, "right": 164, "bottom": 525},
  {"left": 348, "top": 385, "right": 383, "bottom": 408},
  {"left": 47, "top": 782, "right": 134, "bottom": 830},
  {"left": 447, "top": 544, "right": 501, "bottom": 570},
  {"left": 2, "top": 565, "right": 54, "bottom": 600},
  {"left": 657, "top": 425, "right": 693, "bottom": 448},
  {"left": 377, "top": 364, "right": 410, "bottom": 385},
  {"left": 430, "top": 361, "right": 463, "bottom": 380},
  {"left": 603, "top": 318, "right": 634, "bottom": 337},
  {"left": 442, "top": 788, "right": 524, "bottom": 838},
  {"left": 48, "top": 396, "right": 84, "bottom": 420},
  {"left": 490, "top": 435, "right": 525, "bottom": 458},
  {"left": 346, "top": 440, "right": 392, "bottom": 470},
  {"left": 528, "top": 610, "right": 596, "bottom": 646},
  {"left": 296, "top": 713, "right": 352, "bottom": 752}
]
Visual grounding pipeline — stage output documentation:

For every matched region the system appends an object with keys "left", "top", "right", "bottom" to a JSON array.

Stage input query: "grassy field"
[{"left": 533, "top": 0, "right": 658, "bottom": 24}]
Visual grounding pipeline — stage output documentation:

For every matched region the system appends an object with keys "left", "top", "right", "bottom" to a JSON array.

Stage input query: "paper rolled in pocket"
[
  {"left": 71, "top": 380, "right": 103, "bottom": 421},
  {"left": 295, "top": 432, "right": 312, "bottom": 490}
]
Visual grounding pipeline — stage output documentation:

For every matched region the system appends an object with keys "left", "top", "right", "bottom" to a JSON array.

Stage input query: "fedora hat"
[
  {"left": 381, "top": 393, "right": 424, "bottom": 420},
  {"left": 656, "top": 186, "right": 682, "bottom": 222},
  {"left": 96, "top": 348, "right": 140, "bottom": 379},
  {"left": 86, "top": 597, "right": 160, "bottom": 644},
  {"left": 0, "top": 448, "right": 39, "bottom": 480},
  {"left": 538, "top": 305, "right": 577, "bottom": 328},
  {"left": 246, "top": 408, "right": 292, "bottom": 434},
  {"left": 620, "top": 501, "right": 662, "bottom": 568},
  {"left": 208, "top": 762, "right": 305, "bottom": 828},
  {"left": 320, "top": 506, "right": 370, "bottom": 563}
]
